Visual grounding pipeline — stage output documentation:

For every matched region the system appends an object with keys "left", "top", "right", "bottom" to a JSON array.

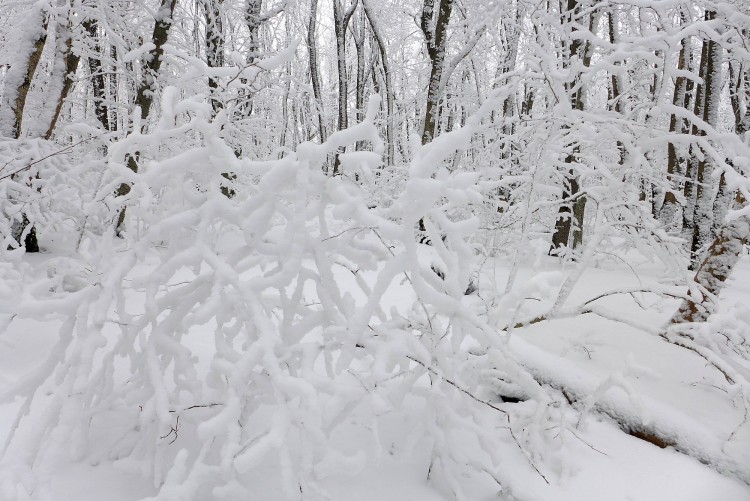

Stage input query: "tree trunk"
[
  {"left": 133, "top": 0, "right": 177, "bottom": 124},
  {"left": 307, "top": 0, "right": 327, "bottom": 146},
  {"left": 280, "top": 11, "right": 293, "bottom": 150},
  {"left": 237, "top": 0, "right": 262, "bottom": 122},
  {"left": 353, "top": 13, "right": 366, "bottom": 118},
  {"left": 416, "top": 0, "right": 453, "bottom": 239},
  {"left": 682, "top": 25, "right": 709, "bottom": 252},
  {"left": 363, "top": 0, "right": 395, "bottom": 164},
  {"left": 245, "top": 0, "right": 262, "bottom": 65},
  {"left": 83, "top": 19, "right": 111, "bottom": 131},
  {"left": 660, "top": 29, "right": 693, "bottom": 229},
  {"left": 109, "top": 44, "right": 119, "bottom": 131},
  {"left": 499, "top": 6, "right": 521, "bottom": 140},
  {"left": 45, "top": 4, "right": 81, "bottom": 139},
  {"left": 0, "top": 9, "right": 47, "bottom": 139},
  {"left": 204, "top": 0, "right": 236, "bottom": 197},
  {"left": 550, "top": 0, "right": 592, "bottom": 255},
  {"left": 1, "top": 6, "right": 48, "bottom": 252},
  {"left": 606, "top": 7, "right": 627, "bottom": 167},
  {"left": 205, "top": 0, "right": 225, "bottom": 115},
  {"left": 332, "top": 0, "right": 358, "bottom": 175},
  {"left": 420, "top": 0, "right": 453, "bottom": 145},
  {"left": 116, "top": 0, "right": 178, "bottom": 233},
  {"left": 689, "top": 11, "right": 721, "bottom": 269},
  {"left": 712, "top": 58, "right": 749, "bottom": 240},
  {"left": 670, "top": 215, "right": 750, "bottom": 324},
  {"left": 352, "top": 9, "right": 367, "bottom": 152},
  {"left": 671, "top": 32, "right": 749, "bottom": 324}
]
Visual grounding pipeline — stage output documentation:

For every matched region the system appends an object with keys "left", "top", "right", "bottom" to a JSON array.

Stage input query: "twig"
[
  {"left": 371, "top": 228, "right": 435, "bottom": 332},
  {"left": 582, "top": 346, "right": 592, "bottom": 360},
  {"left": 168, "top": 403, "right": 222, "bottom": 413},
  {"left": 661, "top": 332, "right": 736, "bottom": 385},
  {"left": 321, "top": 226, "right": 370, "bottom": 242},
  {"left": 160, "top": 415, "right": 180, "bottom": 444},
  {"left": 403, "top": 353, "right": 548, "bottom": 484},
  {"left": 568, "top": 427, "right": 608, "bottom": 456},
  {"left": 404, "top": 354, "right": 506, "bottom": 415},
  {"left": 0, "top": 135, "right": 106, "bottom": 181},
  {"left": 507, "top": 425, "right": 550, "bottom": 484}
]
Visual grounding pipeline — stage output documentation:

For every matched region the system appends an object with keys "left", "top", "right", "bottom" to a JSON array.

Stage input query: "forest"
[{"left": 0, "top": 0, "right": 749, "bottom": 499}]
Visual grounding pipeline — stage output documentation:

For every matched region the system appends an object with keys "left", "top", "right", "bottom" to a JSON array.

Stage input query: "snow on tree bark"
[
  {"left": 83, "top": 19, "right": 111, "bottom": 132},
  {"left": 307, "top": 0, "right": 327, "bottom": 145},
  {"left": 1, "top": 5, "right": 48, "bottom": 252},
  {"left": 115, "top": 0, "right": 177, "bottom": 233},
  {"left": 332, "top": 0, "right": 358, "bottom": 175},
  {"left": 3, "top": 2, "right": 750, "bottom": 497},
  {"left": 660, "top": 18, "right": 693, "bottom": 230},
  {"left": 420, "top": 0, "right": 453, "bottom": 145},
  {"left": 45, "top": 2, "right": 82, "bottom": 140},
  {"left": 245, "top": 0, "right": 262, "bottom": 65},
  {"left": 0, "top": 8, "right": 47, "bottom": 139},
  {"left": 671, "top": 215, "right": 750, "bottom": 324},
  {"left": 362, "top": 0, "right": 395, "bottom": 164},
  {"left": 689, "top": 10, "right": 722, "bottom": 269},
  {"left": 550, "top": 0, "right": 593, "bottom": 255},
  {"left": 682, "top": 16, "right": 710, "bottom": 257},
  {"left": 205, "top": 0, "right": 225, "bottom": 115}
]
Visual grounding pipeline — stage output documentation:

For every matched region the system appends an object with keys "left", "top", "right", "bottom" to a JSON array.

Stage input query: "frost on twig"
[{"left": 0, "top": 94, "right": 561, "bottom": 500}]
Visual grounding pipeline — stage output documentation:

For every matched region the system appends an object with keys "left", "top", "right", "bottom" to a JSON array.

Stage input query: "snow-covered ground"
[{"left": 2, "top": 244, "right": 749, "bottom": 501}]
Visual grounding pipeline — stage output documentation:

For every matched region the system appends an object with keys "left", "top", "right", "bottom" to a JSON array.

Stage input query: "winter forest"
[{"left": 1, "top": 0, "right": 750, "bottom": 499}]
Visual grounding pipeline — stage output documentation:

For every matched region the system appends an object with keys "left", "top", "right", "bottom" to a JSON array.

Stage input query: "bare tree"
[
  {"left": 351, "top": 9, "right": 366, "bottom": 124},
  {"left": 688, "top": 10, "right": 722, "bottom": 269},
  {"left": 1, "top": 5, "right": 49, "bottom": 252},
  {"left": 681, "top": 15, "right": 711, "bottom": 252},
  {"left": 307, "top": 0, "right": 327, "bottom": 145},
  {"left": 333, "top": 0, "right": 358, "bottom": 132},
  {"left": 419, "top": 0, "right": 453, "bottom": 145},
  {"left": 331, "top": 0, "right": 358, "bottom": 174},
  {"left": 83, "top": 18, "right": 112, "bottom": 132},
  {"left": 660, "top": 12, "right": 695, "bottom": 229},
  {"left": 670, "top": 213, "right": 749, "bottom": 324},
  {"left": 45, "top": 1, "right": 82, "bottom": 139},
  {"left": 670, "top": 23, "right": 748, "bottom": 323},
  {"left": 116, "top": 0, "right": 178, "bottom": 233},
  {"left": 0, "top": 9, "right": 47, "bottom": 139},
  {"left": 245, "top": 0, "right": 285, "bottom": 63},
  {"left": 203, "top": 0, "right": 238, "bottom": 197},
  {"left": 712, "top": 54, "right": 749, "bottom": 242},
  {"left": 245, "top": 0, "right": 262, "bottom": 64},
  {"left": 362, "top": 0, "right": 394, "bottom": 164},
  {"left": 550, "top": 0, "right": 596, "bottom": 254},
  {"left": 205, "top": 0, "right": 225, "bottom": 115}
]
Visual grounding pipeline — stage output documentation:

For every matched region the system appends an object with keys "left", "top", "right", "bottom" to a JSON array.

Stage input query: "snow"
[
  {"left": 2, "top": 3, "right": 750, "bottom": 497},
  {"left": 2, "top": 242, "right": 749, "bottom": 500},
  {"left": 2, "top": 118, "right": 749, "bottom": 499}
]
